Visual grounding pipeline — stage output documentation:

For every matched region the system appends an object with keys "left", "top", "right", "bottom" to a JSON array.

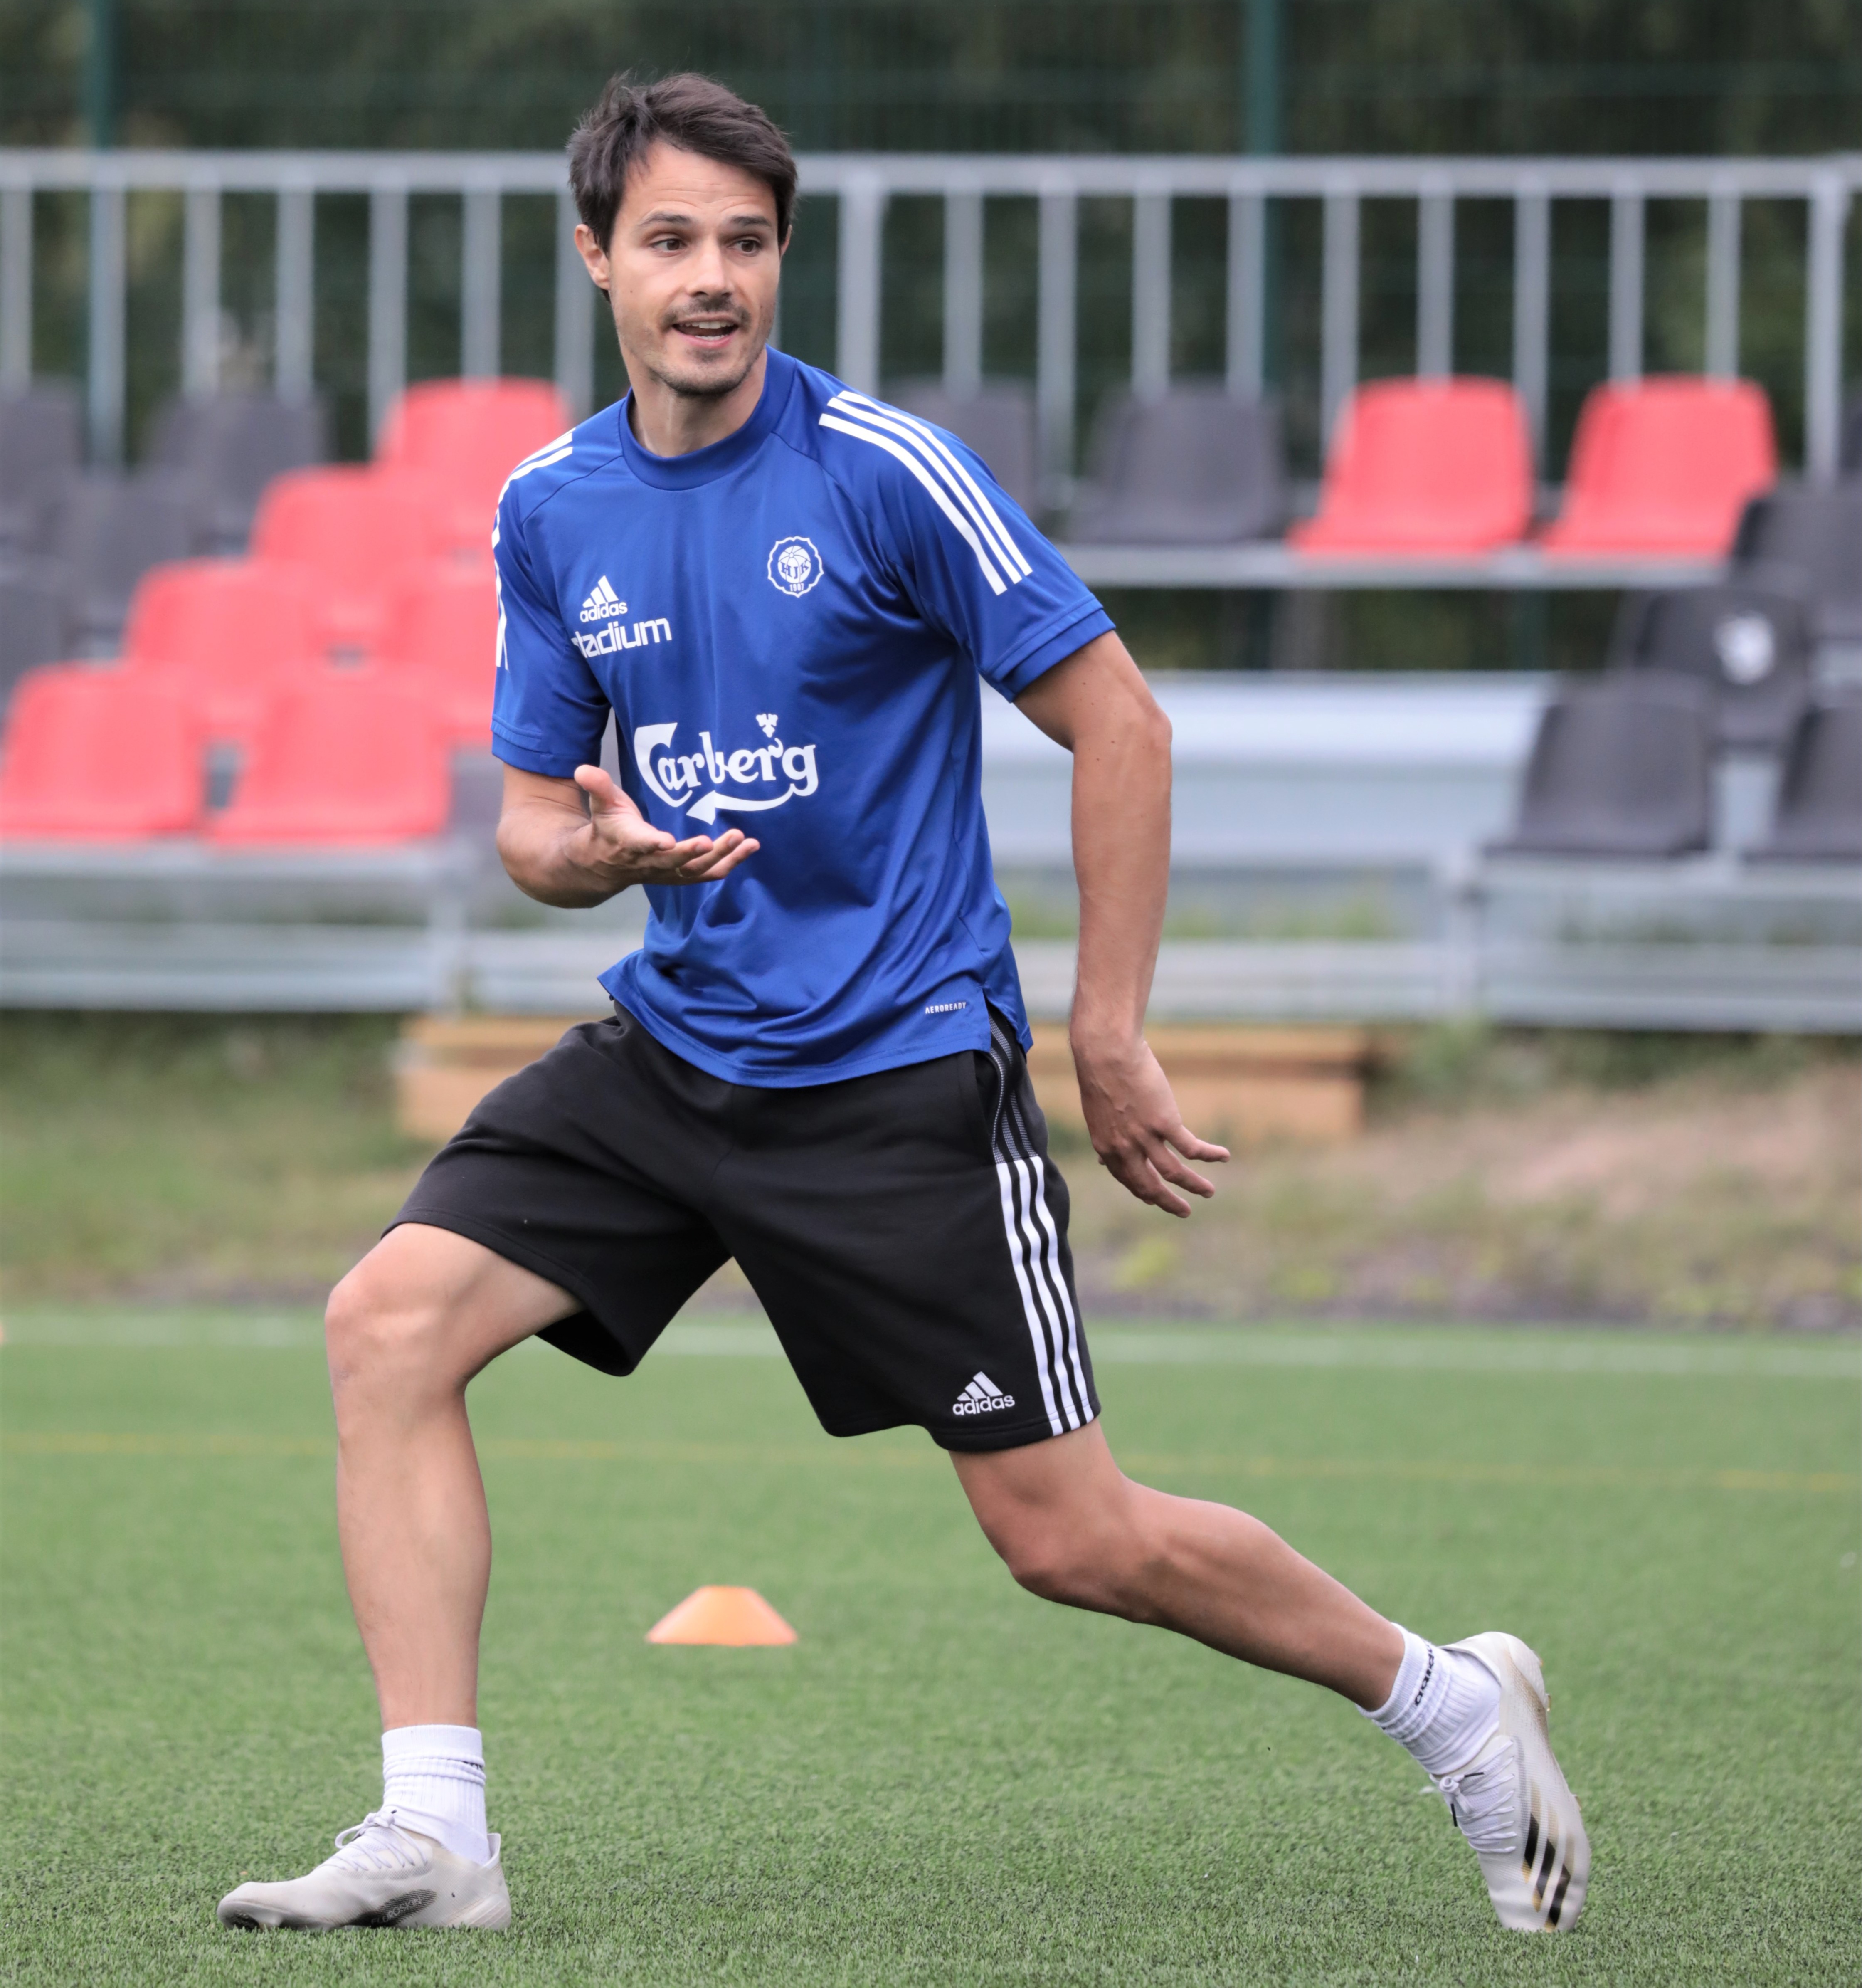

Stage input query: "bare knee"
[
  {"left": 325, "top": 1256, "right": 460, "bottom": 1406},
  {"left": 987, "top": 1509, "right": 1166, "bottom": 1617}
]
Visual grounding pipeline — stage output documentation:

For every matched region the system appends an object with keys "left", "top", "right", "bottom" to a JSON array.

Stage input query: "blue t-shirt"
[{"left": 490, "top": 347, "right": 1112, "bottom": 1087}]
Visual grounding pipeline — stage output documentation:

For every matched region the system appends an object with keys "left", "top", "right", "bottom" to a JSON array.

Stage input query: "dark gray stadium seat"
[
  {"left": 887, "top": 380, "right": 1039, "bottom": 516},
  {"left": 1068, "top": 384, "right": 1287, "bottom": 545},
  {"left": 1730, "top": 481, "right": 1862, "bottom": 650},
  {"left": 49, "top": 471, "right": 207, "bottom": 651},
  {"left": 0, "top": 383, "right": 83, "bottom": 552},
  {"left": 1608, "top": 579, "right": 1813, "bottom": 751},
  {"left": 148, "top": 390, "right": 330, "bottom": 551},
  {"left": 1488, "top": 674, "right": 1714, "bottom": 859},
  {"left": 1748, "top": 695, "right": 1862, "bottom": 863},
  {"left": 0, "top": 562, "right": 70, "bottom": 712}
]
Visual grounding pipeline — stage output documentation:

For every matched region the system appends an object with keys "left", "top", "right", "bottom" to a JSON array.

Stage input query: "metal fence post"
[
  {"left": 1226, "top": 187, "right": 1265, "bottom": 400},
  {"left": 1417, "top": 182, "right": 1454, "bottom": 379},
  {"left": 1705, "top": 185, "right": 1741, "bottom": 381},
  {"left": 367, "top": 180, "right": 408, "bottom": 445},
  {"left": 86, "top": 179, "right": 125, "bottom": 462},
  {"left": 835, "top": 175, "right": 883, "bottom": 395},
  {"left": 942, "top": 187, "right": 983, "bottom": 397},
  {"left": 461, "top": 184, "right": 501, "bottom": 380},
  {"left": 1131, "top": 184, "right": 1171, "bottom": 401},
  {"left": 1608, "top": 183, "right": 1644, "bottom": 383},
  {"left": 1037, "top": 184, "right": 1078, "bottom": 507},
  {"left": 554, "top": 187, "right": 594, "bottom": 420},
  {"left": 1512, "top": 184, "right": 1550, "bottom": 463},
  {"left": 1320, "top": 184, "right": 1359, "bottom": 442},
  {"left": 0, "top": 184, "right": 30, "bottom": 392},
  {"left": 182, "top": 180, "right": 221, "bottom": 400},
  {"left": 1804, "top": 173, "right": 1850, "bottom": 482},
  {"left": 274, "top": 183, "right": 314, "bottom": 401}
]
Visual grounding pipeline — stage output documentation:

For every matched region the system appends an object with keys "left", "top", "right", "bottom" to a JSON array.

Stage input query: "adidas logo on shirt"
[
  {"left": 579, "top": 576, "right": 626, "bottom": 623},
  {"left": 952, "top": 1371, "right": 1016, "bottom": 1417}
]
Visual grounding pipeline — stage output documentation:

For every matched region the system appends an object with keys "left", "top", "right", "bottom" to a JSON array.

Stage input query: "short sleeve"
[
  {"left": 489, "top": 493, "right": 610, "bottom": 778},
  {"left": 820, "top": 398, "right": 1113, "bottom": 698}
]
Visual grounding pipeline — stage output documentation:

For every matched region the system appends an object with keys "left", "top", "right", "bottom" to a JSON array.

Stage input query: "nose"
[{"left": 684, "top": 233, "right": 735, "bottom": 301}]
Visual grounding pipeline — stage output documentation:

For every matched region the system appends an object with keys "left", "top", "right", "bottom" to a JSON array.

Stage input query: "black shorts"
[{"left": 391, "top": 1005, "right": 1098, "bottom": 1452}]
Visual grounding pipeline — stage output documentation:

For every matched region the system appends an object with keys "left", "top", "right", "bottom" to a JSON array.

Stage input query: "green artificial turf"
[{"left": 3, "top": 1314, "right": 1858, "bottom": 1985}]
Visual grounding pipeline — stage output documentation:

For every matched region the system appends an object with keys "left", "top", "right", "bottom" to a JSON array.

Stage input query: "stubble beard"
[{"left": 637, "top": 306, "right": 771, "bottom": 404}]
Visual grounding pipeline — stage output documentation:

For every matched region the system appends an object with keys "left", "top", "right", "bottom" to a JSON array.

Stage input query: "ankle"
[
  {"left": 1363, "top": 1629, "right": 1501, "bottom": 1777},
  {"left": 381, "top": 1723, "right": 491, "bottom": 1865}
]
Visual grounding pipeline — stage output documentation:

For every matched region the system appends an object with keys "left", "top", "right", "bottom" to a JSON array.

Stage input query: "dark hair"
[{"left": 568, "top": 72, "right": 797, "bottom": 251}]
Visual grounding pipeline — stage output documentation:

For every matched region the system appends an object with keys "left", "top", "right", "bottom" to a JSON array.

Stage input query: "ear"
[{"left": 573, "top": 221, "right": 612, "bottom": 294}]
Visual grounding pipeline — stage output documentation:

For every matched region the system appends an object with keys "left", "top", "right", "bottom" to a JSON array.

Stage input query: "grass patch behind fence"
[{"left": 2, "top": 1012, "right": 1857, "bottom": 1325}]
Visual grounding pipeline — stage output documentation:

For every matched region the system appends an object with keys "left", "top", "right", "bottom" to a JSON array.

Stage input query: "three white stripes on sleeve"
[{"left": 818, "top": 393, "right": 1032, "bottom": 597}]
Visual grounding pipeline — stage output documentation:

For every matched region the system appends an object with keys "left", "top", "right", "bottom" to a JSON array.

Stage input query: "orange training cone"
[{"left": 645, "top": 1585, "right": 797, "bottom": 1646}]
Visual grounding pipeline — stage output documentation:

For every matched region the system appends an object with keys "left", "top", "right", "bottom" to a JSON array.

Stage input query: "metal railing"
[{"left": 3, "top": 148, "right": 1857, "bottom": 493}]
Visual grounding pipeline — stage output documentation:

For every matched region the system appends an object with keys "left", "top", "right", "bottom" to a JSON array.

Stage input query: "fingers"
[
  {"left": 632, "top": 829, "right": 760, "bottom": 884},
  {"left": 660, "top": 833, "right": 760, "bottom": 882},
  {"left": 1097, "top": 1121, "right": 1229, "bottom": 1219}
]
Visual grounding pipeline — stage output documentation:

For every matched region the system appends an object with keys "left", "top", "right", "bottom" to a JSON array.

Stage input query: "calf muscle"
[{"left": 953, "top": 1423, "right": 1404, "bottom": 1711}]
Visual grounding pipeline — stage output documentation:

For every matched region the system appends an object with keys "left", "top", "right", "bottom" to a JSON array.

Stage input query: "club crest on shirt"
[{"left": 766, "top": 536, "right": 824, "bottom": 597}]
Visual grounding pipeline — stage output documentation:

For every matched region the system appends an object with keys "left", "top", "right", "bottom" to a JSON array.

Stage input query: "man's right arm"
[{"left": 496, "top": 763, "right": 759, "bottom": 908}]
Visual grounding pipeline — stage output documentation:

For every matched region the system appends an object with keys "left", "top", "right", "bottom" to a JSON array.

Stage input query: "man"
[{"left": 218, "top": 71, "right": 1587, "bottom": 1936}]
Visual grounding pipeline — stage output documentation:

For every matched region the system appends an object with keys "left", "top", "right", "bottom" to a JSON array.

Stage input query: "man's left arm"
[{"left": 1014, "top": 632, "right": 1229, "bottom": 1217}]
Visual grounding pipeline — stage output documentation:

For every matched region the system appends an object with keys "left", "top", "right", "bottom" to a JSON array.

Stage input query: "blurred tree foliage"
[{"left": 2, "top": 0, "right": 1856, "bottom": 154}]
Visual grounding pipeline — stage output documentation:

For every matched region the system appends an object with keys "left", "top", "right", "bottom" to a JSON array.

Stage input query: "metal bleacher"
[
  {"left": 1, "top": 145, "right": 1858, "bottom": 1032},
  {"left": 4, "top": 675, "right": 1857, "bottom": 1031}
]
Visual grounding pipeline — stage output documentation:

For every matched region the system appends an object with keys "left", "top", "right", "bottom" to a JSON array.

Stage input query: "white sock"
[
  {"left": 1363, "top": 1627, "right": 1501, "bottom": 1777},
  {"left": 380, "top": 1724, "right": 491, "bottom": 1865}
]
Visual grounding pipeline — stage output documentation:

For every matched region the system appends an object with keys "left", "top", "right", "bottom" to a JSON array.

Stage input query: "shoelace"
[
  {"left": 325, "top": 1810, "right": 427, "bottom": 1875},
  {"left": 1433, "top": 1735, "right": 1522, "bottom": 1855}
]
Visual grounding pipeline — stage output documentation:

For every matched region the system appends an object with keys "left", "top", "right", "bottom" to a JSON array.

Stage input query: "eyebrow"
[{"left": 634, "top": 208, "right": 775, "bottom": 232}]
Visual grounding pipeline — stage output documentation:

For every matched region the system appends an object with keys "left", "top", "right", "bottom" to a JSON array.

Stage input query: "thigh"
[
  {"left": 391, "top": 1011, "right": 730, "bottom": 1377},
  {"left": 718, "top": 1015, "right": 1099, "bottom": 1450}
]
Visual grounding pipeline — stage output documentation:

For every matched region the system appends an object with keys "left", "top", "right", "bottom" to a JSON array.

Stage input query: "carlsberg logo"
[{"left": 633, "top": 715, "right": 820, "bottom": 826}]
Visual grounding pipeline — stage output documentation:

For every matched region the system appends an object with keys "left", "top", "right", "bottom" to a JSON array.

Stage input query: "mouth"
[{"left": 668, "top": 314, "right": 745, "bottom": 354}]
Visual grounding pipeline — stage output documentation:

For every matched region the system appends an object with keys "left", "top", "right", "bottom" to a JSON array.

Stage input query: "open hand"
[
  {"left": 573, "top": 764, "right": 759, "bottom": 887},
  {"left": 1072, "top": 1035, "right": 1230, "bottom": 1218}
]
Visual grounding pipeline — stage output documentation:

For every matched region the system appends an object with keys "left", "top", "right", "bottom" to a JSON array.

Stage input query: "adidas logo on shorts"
[{"left": 952, "top": 1371, "right": 1016, "bottom": 1416}]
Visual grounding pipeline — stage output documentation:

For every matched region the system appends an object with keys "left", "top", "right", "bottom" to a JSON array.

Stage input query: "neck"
[{"left": 624, "top": 347, "right": 769, "bottom": 458}]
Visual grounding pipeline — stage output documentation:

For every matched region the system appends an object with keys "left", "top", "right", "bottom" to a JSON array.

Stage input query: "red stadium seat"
[
  {"left": 209, "top": 675, "right": 451, "bottom": 845},
  {"left": 376, "top": 378, "right": 571, "bottom": 547},
  {"left": 374, "top": 561, "right": 500, "bottom": 745},
  {"left": 0, "top": 667, "right": 202, "bottom": 840},
  {"left": 1540, "top": 377, "right": 1777, "bottom": 556},
  {"left": 249, "top": 464, "right": 456, "bottom": 652},
  {"left": 1289, "top": 377, "right": 1534, "bottom": 555},
  {"left": 120, "top": 558, "right": 325, "bottom": 741}
]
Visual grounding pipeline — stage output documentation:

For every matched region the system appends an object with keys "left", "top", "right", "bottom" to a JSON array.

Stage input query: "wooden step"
[{"left": 396, "top": 1015, "right": 1371, "bottom": 1146}]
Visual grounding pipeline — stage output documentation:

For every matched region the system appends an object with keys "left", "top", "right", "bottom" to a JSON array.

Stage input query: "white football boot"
[
  {"left": 216, "top": 1810, "right": 511, "bottom": 1930},
  {"left": 1431, "top": 1633, "right": 1590, "bottom": 1931}
]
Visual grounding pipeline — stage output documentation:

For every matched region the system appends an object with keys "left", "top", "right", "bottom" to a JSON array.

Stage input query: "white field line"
[{"left": 2, "top": 1313, "right": 1857, "bottom": 1380}]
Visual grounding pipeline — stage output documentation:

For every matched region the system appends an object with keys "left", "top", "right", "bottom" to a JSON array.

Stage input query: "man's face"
[{"left": 578, "top": 141, "right": 784, "bottom": 402}]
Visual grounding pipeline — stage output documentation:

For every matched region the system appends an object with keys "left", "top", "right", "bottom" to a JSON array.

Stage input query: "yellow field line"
[{"left": 3, "top": 1430, "right": 1855, "bottom": 1496}]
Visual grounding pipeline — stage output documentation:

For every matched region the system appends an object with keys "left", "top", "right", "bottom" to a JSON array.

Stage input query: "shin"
[{"left": 325, "top": 1224, "right": 577, "bottom": 1729}]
